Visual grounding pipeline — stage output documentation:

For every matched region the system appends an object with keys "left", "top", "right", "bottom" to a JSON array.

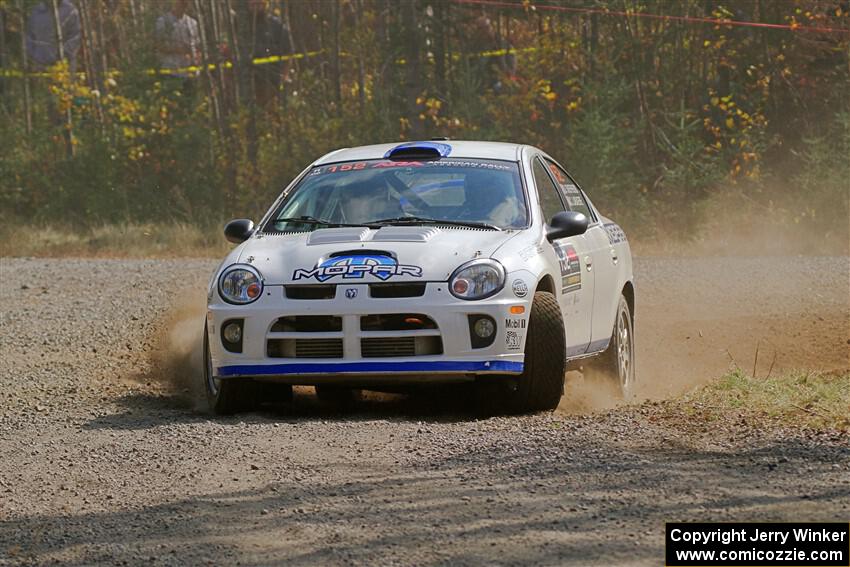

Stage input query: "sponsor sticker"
[
  {"left": 512, "top": 279, "right": 529, "bottom": 298},
  {"left": 505, "top": 318, "right": 526, "bottom": 329},
  {"left": 554, "top": 243, "right": 582, "bottom": 294},
  {"left": 518, "top": 244, "right": 544, "bottom": 261},
  {"left": 604, "top": 222, "right": 627, "bottom": 245},
  {"left": 566, "top": 195, "right": 585, "bottom": 208},
  {"left": 506, "top": 330, "right": 521, "bottom": 350}
]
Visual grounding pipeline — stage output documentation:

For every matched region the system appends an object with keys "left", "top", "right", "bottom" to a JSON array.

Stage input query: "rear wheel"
[
  {"left": 479, "top": 291, "right": 566, "bottom": 414},
  {"left": 586, "top": 295, "right": 635, "bottom": 399},
  {"left": 203, "top": 323, "right": 257, "bottom": 415}
]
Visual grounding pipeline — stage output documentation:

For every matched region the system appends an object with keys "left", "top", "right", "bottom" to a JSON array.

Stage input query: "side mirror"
[
  {"left": 546, "top": 211, "right": 588, "bottom": 242},
  {"left": 224, "top": 219, "right": 255, "bottom": 244}
]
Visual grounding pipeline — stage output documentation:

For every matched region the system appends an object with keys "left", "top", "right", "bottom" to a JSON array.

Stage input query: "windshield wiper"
[
  {"left": 273, "top": 216, "right": 370, "bottom": 228},
  {"left": 368, "top": 216, "right": 501, "bottom": 231}
]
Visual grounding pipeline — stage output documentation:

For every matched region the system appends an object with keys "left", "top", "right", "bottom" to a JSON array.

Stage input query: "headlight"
[
  {"left": 218, "top": 265, "right": 264, "bottom": 304},
  {"left": 449, "top": 259, "right": 505, "bottom": 300}
]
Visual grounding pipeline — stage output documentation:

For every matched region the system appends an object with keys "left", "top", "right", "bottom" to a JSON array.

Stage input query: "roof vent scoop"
[{"left": 384, "top": 141, "right": 452, "bottom": 161}]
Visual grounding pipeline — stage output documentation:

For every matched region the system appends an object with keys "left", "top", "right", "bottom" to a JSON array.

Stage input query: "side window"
[
  {"left": 544, "top": 158, "right": 594, "bottom": 221},
  {"left": 532, "top": 158, "right": 565, "bottom": 221}
]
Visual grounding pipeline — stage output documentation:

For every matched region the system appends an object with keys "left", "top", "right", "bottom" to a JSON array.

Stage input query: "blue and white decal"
[{"left": 292, "top": 254, "right": 423, "bottom": 282}]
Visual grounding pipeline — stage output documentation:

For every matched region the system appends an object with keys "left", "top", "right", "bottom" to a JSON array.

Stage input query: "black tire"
[
  {"left": 479, "top": 291, "right": 566, "bottom": 414},
  {"left": 315, "top": 385, "right": 362, "bottom": 406},
  {"left": 203, "top": 323, "right": 257, "bottom": 415},
  {"left": 585, "top": 295, "right": 635, "bottom": 400}
]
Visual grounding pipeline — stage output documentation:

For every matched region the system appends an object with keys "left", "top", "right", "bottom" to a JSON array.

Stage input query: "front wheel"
[
  {"left": 203, "top": 323, "right": 257, "bottom": 415},
  {"left": 479, "top": 291, "right": 566, "bottom": 415}
]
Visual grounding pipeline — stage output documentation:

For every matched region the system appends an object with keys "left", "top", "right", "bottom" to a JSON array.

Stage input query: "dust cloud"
[{"left": 143, "top": 295, "right": 207, "bottom": 409}]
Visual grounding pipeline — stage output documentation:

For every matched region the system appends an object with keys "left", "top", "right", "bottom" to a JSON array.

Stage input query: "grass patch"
[
  {"left": 1, "top": 223, "right": 231, "bottom": 258},
  {"left": 677, "top": 369, "right": 850, "bottom": 432}
]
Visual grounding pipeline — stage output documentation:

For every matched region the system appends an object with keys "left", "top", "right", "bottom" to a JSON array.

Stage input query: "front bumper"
[{"left": 208, "top": 280, "right": 531, "bottom": 383}]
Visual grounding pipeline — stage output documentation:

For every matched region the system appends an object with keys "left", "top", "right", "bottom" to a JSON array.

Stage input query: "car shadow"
[{"left": 83, "top": 383, "right": 485, "bottom": 431}]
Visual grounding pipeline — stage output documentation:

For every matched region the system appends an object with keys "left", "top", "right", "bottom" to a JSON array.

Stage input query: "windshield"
[{"left": 263, "top": 158, "right": 528, "bottom": 232}]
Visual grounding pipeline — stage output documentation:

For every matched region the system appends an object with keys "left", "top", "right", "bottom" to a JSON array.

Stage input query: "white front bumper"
[{"left": 208, "top": 281, "right": 530, "bottom": 382}]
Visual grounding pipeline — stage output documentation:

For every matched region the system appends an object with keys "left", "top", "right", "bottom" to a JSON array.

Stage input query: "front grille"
[
  {"left": 361, "top": 336, "right": 443, "bottom": 358},
  {"left": 360, "top": 314, "right": 437, "bottom": 331},
  {"left": 271, "top": 315, "right": 342, "bottom": 333},
  {"left": 267, "top": 338, "right": 344, "bottom": 358},
  {"left": 369, "top": 283, "right": 426, "bottom": 298},
  {"left": 285, "top": 285, "right": 336, "bottom": 300}
]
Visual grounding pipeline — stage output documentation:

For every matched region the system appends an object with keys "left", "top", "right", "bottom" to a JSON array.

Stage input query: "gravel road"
[{"left": 1, "top": 256, "right": 848, "bottom": 566}]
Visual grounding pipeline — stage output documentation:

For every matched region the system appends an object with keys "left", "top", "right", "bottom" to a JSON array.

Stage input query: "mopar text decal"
[
  {"left": 293, "top": 254, "right": 422, "bottom": 282},
  {"left": 554, "top": 243, "right": 582, "bottom": 294}
]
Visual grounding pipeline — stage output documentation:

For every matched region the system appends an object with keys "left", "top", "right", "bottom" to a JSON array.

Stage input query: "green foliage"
[
  {"left": 789, "top": 111, "right": 850, "bottom": 241},
  {"left": 562, "top": 80, "right": 647, "bottom": 229},
  {"left": 0, "top": 0, "right": 847, "bottom": 248},
  {"left": 681, "top": 369, "right": 850, "bottom": 431}
]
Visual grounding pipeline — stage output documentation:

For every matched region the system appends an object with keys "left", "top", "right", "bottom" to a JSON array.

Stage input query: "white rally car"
[{"left": 204, "top": 141, "right": 635, "bottom": 414}]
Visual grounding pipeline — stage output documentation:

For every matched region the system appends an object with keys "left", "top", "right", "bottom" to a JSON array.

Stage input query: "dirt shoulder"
[{"left": 0, "top": 257, "right": 848, "bottom": 566}]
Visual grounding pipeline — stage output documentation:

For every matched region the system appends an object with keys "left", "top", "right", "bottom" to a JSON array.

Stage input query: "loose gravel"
[{"left": 0, "top": 256, "right": 847, "bottom": 566}]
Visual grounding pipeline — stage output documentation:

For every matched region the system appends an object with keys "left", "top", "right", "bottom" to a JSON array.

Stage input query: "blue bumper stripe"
[{"left": 216, "top": 360, "right": 523, "bottom": 377}]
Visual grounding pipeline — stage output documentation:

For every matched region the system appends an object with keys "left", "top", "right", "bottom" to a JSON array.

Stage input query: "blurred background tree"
[{"left": 0, "top": 0, "right": 847, "bottom": 251}]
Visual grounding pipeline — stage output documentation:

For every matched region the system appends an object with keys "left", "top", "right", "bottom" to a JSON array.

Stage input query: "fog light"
[
  {"left": 473, "top": 317, "right": 495, "bottom": 338},
  {"left": 223, "top": 322, "right": 242, "bottom": 343}
]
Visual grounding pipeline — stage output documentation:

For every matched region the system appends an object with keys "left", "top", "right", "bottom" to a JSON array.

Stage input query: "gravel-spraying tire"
[
  {"left": 586, "top": 295, "right": 635, "bottom": 400},
  {"left": 479, "top": 291, "right": 566, "bottom": 415},
  {"left": 203, "top": 323, "right": 257, "bottom": 415},
  {"left": 512, "top": 291, "right": 567, "bottom": 412}
]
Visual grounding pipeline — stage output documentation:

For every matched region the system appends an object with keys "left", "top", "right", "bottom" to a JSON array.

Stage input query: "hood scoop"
[
  {"left": 372, "top": 226, "right": 441, "bottom": 242},
  {"left": 306, "top": 227, "right": 370, "bottom": 246}
]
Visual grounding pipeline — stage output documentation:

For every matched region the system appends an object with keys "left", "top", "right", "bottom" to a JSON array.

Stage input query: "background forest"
[{"left": 0, "top": 0, "right": 848, "bottom": 254}]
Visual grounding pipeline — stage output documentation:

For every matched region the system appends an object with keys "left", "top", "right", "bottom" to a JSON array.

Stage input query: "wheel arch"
[
  {"left": 622, "top": 280, "right": 635, "bottom": 320},
  {"left": 536, "top": 274, "right": 556, "bottom": 295}
]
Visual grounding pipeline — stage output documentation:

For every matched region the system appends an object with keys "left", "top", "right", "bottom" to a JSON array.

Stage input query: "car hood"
[{"left": 235, "top": 226, "right": 521, "bottom": 285}]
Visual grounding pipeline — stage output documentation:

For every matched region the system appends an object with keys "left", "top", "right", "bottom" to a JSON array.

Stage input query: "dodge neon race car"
[{"left": 204, "top": 141, "right": 635, "bottom": 414}]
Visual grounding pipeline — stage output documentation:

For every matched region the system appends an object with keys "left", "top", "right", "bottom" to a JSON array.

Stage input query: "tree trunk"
[
  {"left": 402, "top": 0, "right": 422, "bottom": 139},
  {"left": 223, "top": 0, "right": 241, "bottom": 106},
  {"left": 433, "top": 0, "right": 446, "bottom": 97},
  {"left": 0, "top": 7, "right": 6, "bottom": 104},
  {"left": 78, "top": 0, "right": 105, "bottom": 127},
  {"left": 330, "top": 0, "right": 341, "bottom": 111},
  {"left": 17, "top": 0, "right": 32, "bottom": 135},
  {"left": 50, "top": 0, "right": 74, "bottom": 158},
  {"left": 233, "top": 0, "right": 258, "bottom": 179},
  {"left": 353, "top": 0, "right": 365, "bottom": 115}
]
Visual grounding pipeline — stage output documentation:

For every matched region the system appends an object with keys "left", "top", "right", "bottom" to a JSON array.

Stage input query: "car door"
[
  {"left": 530, "top": 156, "right": 594, "bottom": 357},
  {"left": 542, "top": 158, "right": 619, "bottom": 352}
]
